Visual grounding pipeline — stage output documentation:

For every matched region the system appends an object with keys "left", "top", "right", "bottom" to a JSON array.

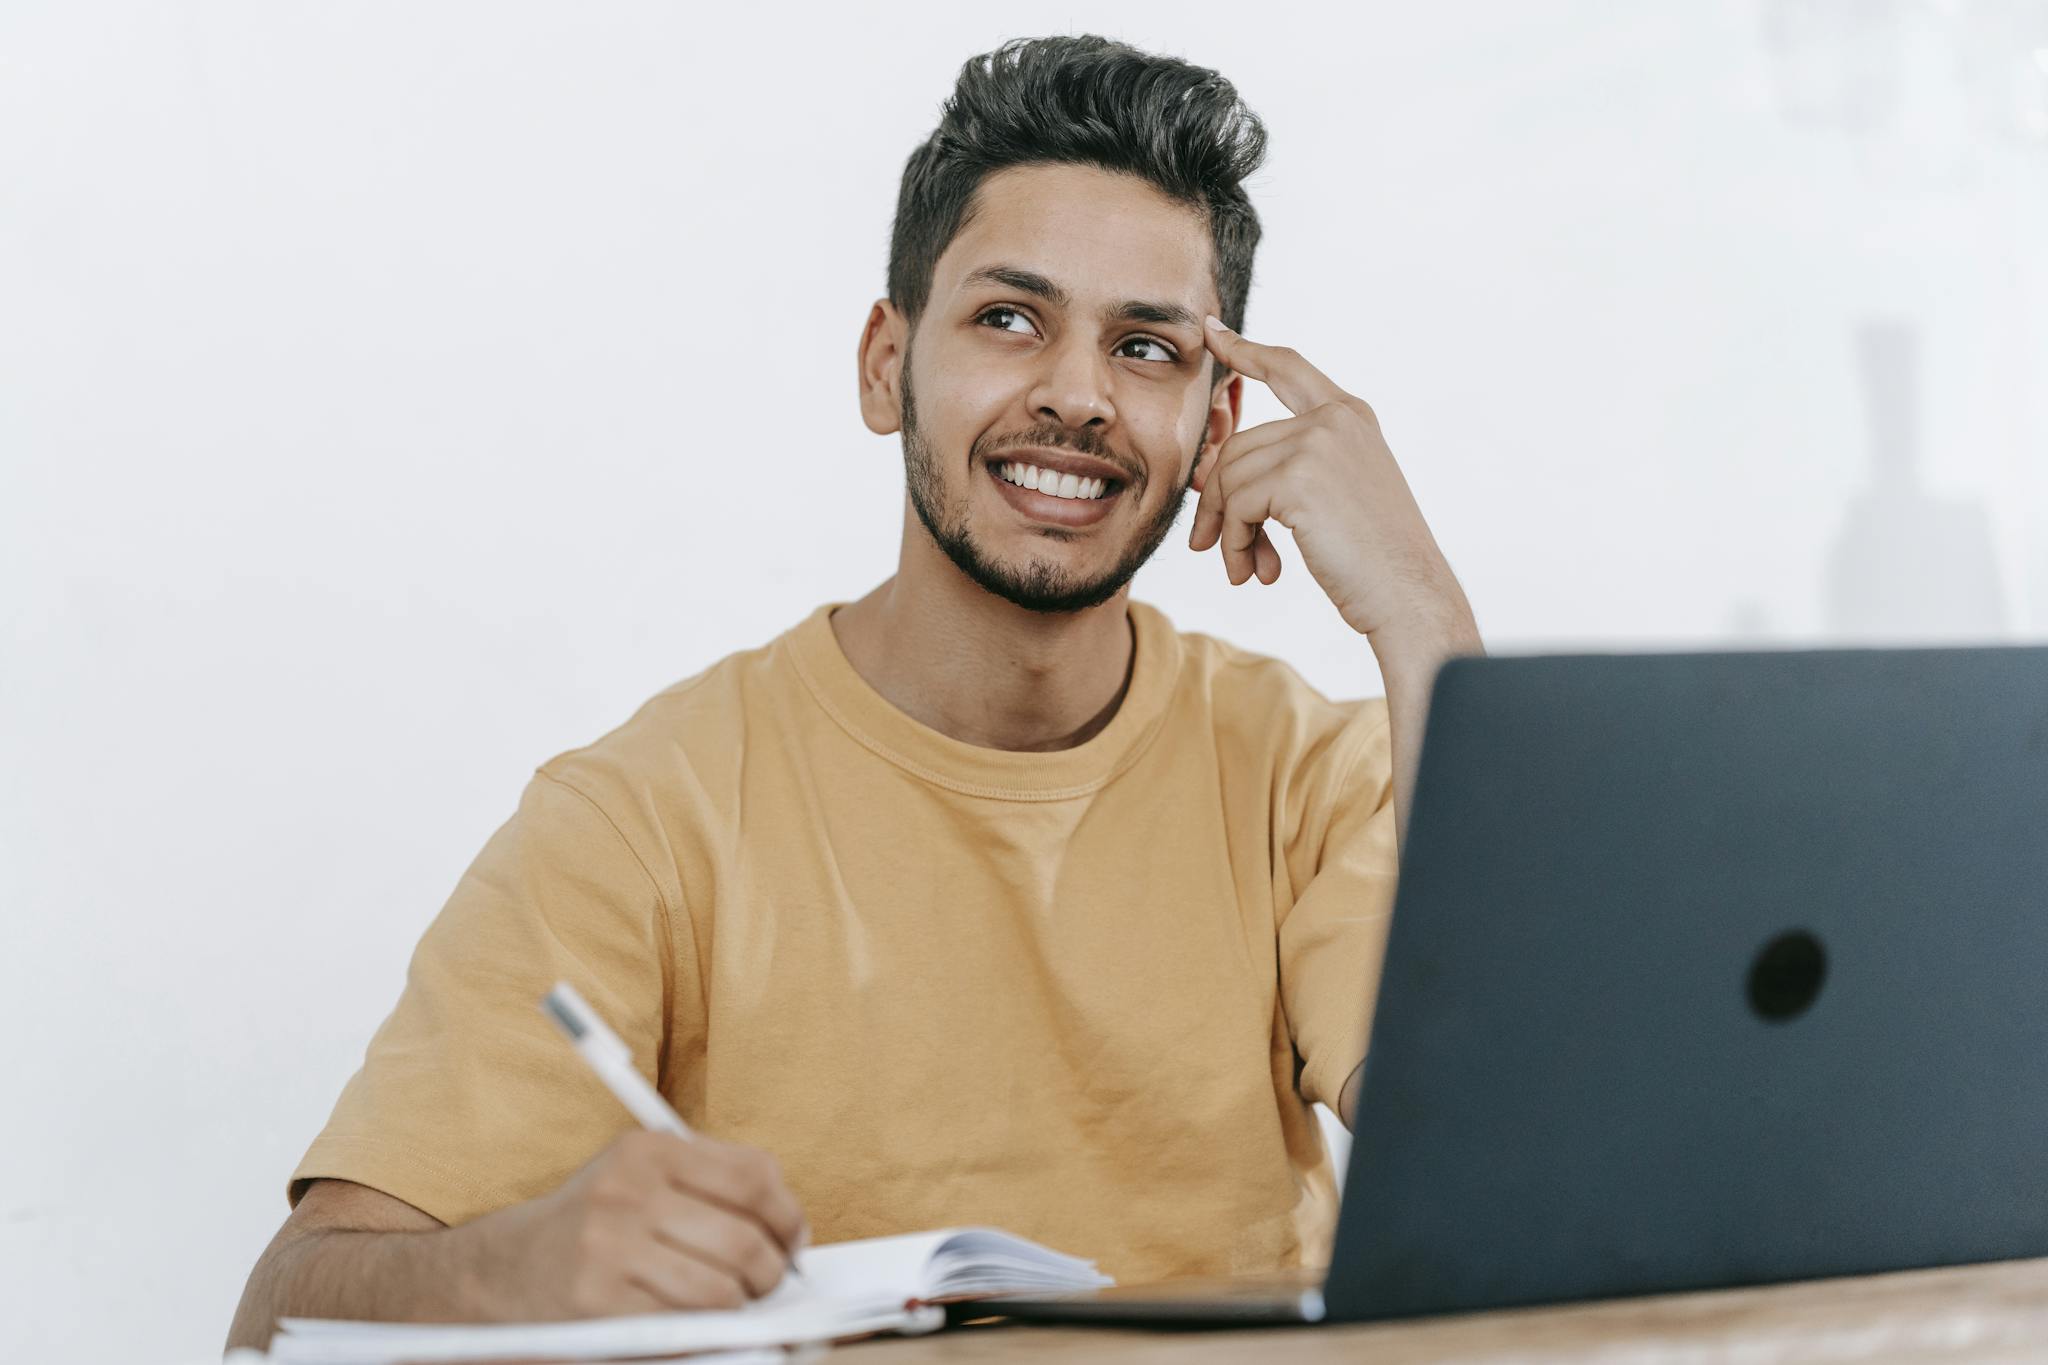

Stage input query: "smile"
[
  {"left": 994, "top": 460, "right": 1114, "bottom": 501},
  {"left": 985, "top": 460, "right": 1125, "bottom": 528}
]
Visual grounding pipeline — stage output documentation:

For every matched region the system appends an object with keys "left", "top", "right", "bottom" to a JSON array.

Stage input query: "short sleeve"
[
  {"left": 1276, "top": 700, "right": 1399, "bottom": 1112},
  {"left": 288, "top": 767, "right": 683, "bottom": 1226}
]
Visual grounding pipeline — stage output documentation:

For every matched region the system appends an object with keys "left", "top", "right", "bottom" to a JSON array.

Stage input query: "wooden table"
[{"left": 840, "top": 1257, "right": 2048, "bottom": 1362}]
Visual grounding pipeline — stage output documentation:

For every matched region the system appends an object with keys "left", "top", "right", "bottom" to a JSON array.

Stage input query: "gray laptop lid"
[{"left": 1325, "top": 645, "right": 2048, "bottom": 1322}]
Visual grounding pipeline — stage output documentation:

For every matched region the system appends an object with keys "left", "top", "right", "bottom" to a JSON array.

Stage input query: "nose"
[{"left": 1027, "top": 334, "right": 1116, "bottom": 433}]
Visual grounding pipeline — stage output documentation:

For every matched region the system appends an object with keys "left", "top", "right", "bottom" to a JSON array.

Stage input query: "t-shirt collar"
[{"left": 783, "top": 597, "right": 1182, "bottom": 800}]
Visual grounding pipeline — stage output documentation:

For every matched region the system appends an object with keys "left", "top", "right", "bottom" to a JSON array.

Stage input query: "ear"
[
  {"left": 1191, "top": 370, "right": 1243, "bottom": 492},
  {"left": 857, "top": 299, "right": 911, "bottom": 436}
]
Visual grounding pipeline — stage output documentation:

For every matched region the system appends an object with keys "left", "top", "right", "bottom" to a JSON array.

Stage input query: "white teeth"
[{"left": 995, "top": 461, "right": 1114, "bottom": 500}]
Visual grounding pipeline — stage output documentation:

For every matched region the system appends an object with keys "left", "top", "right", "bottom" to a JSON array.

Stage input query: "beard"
[{"left": 899, "top": 350, "right": 1202, "bottom": 616}]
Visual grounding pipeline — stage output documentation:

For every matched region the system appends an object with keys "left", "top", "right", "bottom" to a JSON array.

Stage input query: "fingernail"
[{"left": 1204, "top": 314, "right": 1227, "bottom": 332}]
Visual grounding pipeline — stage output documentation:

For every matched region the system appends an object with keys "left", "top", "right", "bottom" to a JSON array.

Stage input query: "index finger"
[{"left": 1202, "top": 315, "right": 1349, "bottom": 417}]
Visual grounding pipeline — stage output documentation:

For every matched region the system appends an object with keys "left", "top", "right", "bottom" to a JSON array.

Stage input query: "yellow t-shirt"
[{"left": 291, "top": 598, "right": 1398, "bottom": 1283}]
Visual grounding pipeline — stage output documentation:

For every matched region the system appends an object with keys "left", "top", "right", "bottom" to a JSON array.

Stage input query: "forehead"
[{"left": 935, "top": 162, "right": 1217, "bottom": 315}]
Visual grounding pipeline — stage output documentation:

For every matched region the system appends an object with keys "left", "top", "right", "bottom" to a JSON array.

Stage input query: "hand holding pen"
[{"left": 496, "top": 980, "right": 811, "bottom": 1314}]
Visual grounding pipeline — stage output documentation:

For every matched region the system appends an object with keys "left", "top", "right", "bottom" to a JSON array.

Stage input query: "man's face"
[{"left": 894, "top": 163, "right": 1233, "bottom": 614}]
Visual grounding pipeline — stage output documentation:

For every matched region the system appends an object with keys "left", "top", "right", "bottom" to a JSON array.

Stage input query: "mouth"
[{"left": 984, "top": 457, "right": 1126, "bottom": 528}]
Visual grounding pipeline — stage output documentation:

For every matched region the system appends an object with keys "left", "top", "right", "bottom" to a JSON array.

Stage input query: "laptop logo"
[{"left": 1747, "top": 929, "right": 1828, "bottom": 1021}]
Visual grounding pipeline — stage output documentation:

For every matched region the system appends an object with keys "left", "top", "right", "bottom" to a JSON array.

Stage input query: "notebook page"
[
  {"left": 777, "top": 1228, "right": 962, "bottom": 1303},
  {"left": 926, "top": 1227, "right": 1114, "bottom": 1296}
]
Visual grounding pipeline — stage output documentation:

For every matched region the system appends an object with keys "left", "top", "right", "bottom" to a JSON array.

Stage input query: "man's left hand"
[{"left": 1190, "top": 315, "right": 1467, "bottom": 641}]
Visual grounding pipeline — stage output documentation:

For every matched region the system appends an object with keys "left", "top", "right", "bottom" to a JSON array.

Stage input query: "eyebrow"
[{"left": 958, "top": 264, "right": 1202, "bottom": 332}]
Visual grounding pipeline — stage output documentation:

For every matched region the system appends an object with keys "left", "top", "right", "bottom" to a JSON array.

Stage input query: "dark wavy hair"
[{"left": 886, "top": 34, "right": 1268, "bottom": 390}]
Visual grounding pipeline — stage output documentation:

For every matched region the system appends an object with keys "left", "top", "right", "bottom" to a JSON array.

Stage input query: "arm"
[
  {"left": 1327, "top": 610, "right": 1482, "bottom": 1133},
  {"left": 1189, "top": 317, "right": 1484, "bottom": 1138},
  {"left": 228, "top": 1181, "right": 461, "bottom": 1349},
  {"left": 230, "top": 768, "right": 808, "bottom": 1349},
  {"left": 227, "top": 1133, "right": 807, "bottom": 1352},
  {"left": 1370, "top": 604, "right": 1486, "bottom": 855}
]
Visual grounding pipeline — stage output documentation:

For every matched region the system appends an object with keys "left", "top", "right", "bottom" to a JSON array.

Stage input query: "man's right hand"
[
  {"left": 227, "top": 1130, "right": 811, "bottom": 1350},
  {"left": 480, "top": 1129, "right": 811, "bottom": 1318}
]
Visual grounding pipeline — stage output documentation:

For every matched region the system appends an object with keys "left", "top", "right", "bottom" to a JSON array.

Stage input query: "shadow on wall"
[
  {"left": 1753, "top": 1, "right": 2047, "bottom": 645},
  {"left": 1822, "top": 317, "right": 2008, "bottom": 643}
]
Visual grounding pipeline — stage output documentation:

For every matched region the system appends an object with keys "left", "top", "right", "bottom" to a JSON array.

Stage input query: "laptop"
[{"left": 982, "top": 644, "right": 2048, "bottom": 1326}]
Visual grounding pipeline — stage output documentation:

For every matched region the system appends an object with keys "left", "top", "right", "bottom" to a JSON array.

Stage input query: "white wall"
[{"left": 3, "top": 3, "right": 2043, "bottom": 1360}]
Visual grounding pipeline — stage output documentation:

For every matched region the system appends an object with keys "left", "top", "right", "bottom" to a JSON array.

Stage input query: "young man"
[{"left": 228, "top": 33, "right": 1482, "bottom": 1349}]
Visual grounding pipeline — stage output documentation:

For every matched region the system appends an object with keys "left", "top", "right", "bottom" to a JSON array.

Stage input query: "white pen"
[
  {"left": 541, "top": 980, "right": 810, "bottom": 1283},
  {"left": 542, "top": 981, "right": 694, "bottom": 1135}
]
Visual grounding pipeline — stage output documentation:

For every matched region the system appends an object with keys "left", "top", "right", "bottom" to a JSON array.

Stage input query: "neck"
[{"left": 830, "top": 513, "right": 1136, "bottom": 753}]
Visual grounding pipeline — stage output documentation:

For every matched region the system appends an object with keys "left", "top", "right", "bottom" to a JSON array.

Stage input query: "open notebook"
[{"left": 266, "top": 1227, "right": 1113, "bottom": 1363}]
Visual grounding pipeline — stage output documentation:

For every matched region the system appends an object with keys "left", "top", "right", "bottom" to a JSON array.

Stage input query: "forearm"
[
  {"left": 1318, "top": 598, "right": 1480, "bottom": 1140},
  {"left": 1368, "top": 592, "right": 1484, "bottom": 851},
  {"left": 225, "top": 1217, "right": 501, "bottom": 1351}
]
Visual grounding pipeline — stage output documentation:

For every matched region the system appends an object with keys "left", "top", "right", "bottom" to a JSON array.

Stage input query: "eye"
[
  {"left": 976, "top": 305, "right": 1038, "bottom": 337},
  {"left": 1118, "top": 336, "right": 1178, "bottom": 363},
  {"left": 978, "top": 306, "right": 1187, "bottom": 366}
]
